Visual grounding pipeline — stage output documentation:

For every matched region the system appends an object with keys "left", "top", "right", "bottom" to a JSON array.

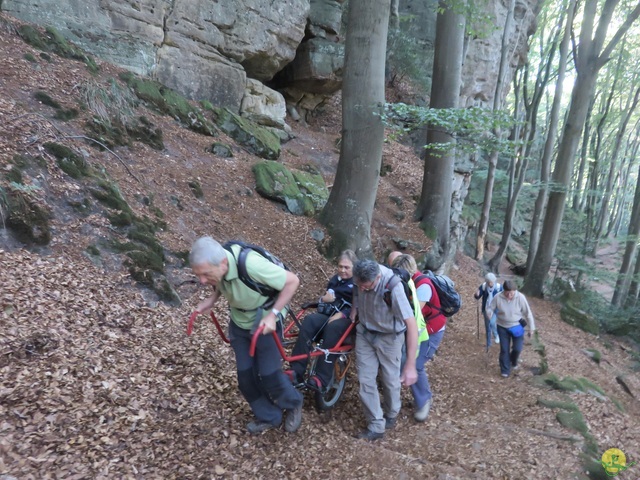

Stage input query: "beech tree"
[
  {"left": 319, "top": 0, "right": 391, "bottom": 258},
  {"left": 414, "top": 0, "right": 466, "bottom": 270},
  {"left": 526, "top": 0, "right": 576, "bottom": 275},
  {"left": 523, "top": 0, "right": 640, "bottom": 297},
  {"left": 475, "top": 0, "right": 516, "bottom": 263}
]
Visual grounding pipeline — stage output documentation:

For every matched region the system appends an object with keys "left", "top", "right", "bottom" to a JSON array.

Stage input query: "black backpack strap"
[{"left": 224, "top": 242, "right": 276, "bottom": 306}]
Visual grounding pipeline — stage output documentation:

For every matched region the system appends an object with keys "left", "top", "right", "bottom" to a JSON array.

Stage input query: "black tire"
[{"left": 314, "top": 355, "right": 350, "bottom": 411}]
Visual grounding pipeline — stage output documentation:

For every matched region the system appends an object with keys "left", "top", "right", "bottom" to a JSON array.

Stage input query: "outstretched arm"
[
  {"left": 196, "top": 287, "right": 222, "bottom": 314},
  {"left": 400, "top": 316, "right": 418, "bottom": 387}
]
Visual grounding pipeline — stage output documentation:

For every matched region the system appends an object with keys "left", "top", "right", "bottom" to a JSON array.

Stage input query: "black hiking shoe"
[
  {"left": 246, "top": 420, "right": 278, "bottom": 434},
  {"left": 357, "top": 429, "right": 384, "bottom": 441}
]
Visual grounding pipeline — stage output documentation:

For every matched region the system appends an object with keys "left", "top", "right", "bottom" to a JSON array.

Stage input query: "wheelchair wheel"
[{"left": 314, "top": 354, "right": 351, "bottom": 411}]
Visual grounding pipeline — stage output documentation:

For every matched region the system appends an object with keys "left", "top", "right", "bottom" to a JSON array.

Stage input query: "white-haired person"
[
  {"left": 474, "top": 272, "right": 502, "bottom": 351},
  {"left": 486, "top": 280, "right": 536, "bottom": 378},
  {"left": 189, "top": 236, "right": 303, "bottom": 434}
]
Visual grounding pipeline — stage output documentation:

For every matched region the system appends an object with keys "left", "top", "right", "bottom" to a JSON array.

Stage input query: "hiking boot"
[
  {"left": 284, "top": 402, "right": 303, "bottom": 433},
  {"left": 357, "top": 429, "right": 384, "bottom": 441},
  {"left": 501, "top": 373, "right": 509, "bottom": 378},
  {"left": 384, "top": 415, "right": 397, "bottom": 430},
  {"left": 246, "top": 420, "right": 277, "bottom": 434},
  {"left": 414, "top": 398, "right": 432, "bottom": 422},
  {"left": 512, "top": 363, "right": 519, "bottom": 370}
]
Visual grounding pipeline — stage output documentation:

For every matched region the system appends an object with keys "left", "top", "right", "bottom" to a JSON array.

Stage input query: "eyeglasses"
[{"left": 357, "top": 275, "right": 379, "bottom": 292}]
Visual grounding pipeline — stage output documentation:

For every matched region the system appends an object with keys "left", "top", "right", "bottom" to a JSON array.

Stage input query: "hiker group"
[{"left": 189, "top": 236, "right": 535, "bottom": 439}]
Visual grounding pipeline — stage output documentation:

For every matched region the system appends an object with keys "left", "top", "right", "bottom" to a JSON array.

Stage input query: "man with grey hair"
[
  {"left": 189, "top": 236, "right": 303, "bottom": 434},
  {"left": 350, "top": 259, "right": 418, "bottom": 441},
  {"left": 474, "top": 272, "right": 502, "bottom": 351}
]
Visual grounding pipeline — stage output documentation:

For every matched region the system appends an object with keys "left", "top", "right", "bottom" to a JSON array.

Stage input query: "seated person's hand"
[{"left": 321, "top": 290, "right": 336, "bottom": 303}]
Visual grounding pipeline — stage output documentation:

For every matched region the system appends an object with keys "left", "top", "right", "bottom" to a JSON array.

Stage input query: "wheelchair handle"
[
  {"left": 250, "top": 325, "right": 265, "bottom": 357},
  {"left": 187, "top": 311, "right": 230, "bottom": 344}
]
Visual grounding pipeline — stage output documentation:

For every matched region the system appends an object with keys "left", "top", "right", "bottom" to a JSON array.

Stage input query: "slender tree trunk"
[
  {"left": 612, "top": 161, "right": 640, "bottom": 307},
  {"left": 319, "top": 0, "right": 391, "bottom": 259},
  {"left": 573, "top": 97, "right": 596, "bottom": 212},
  {"left": 415, "top": 0, "right": 465, "bottom": 270},
  {"left": 525, "top": 0, "right": 576, "bottom": 275},
  {"left": 591, "top": 86, "right": 640, "bottom": 254},
  {"left": 474, "top": 0, "right": 516, "bottom": 262},
  {"left": 625, "top": 237, "right": 640, "bottom": 308}
]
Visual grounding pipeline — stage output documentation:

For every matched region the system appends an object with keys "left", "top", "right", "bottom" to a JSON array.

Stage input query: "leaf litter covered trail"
[
  {"left": 2, "top": 250, "right": 640, "bottom": 480},
  {"left": 1, "top": 15, "right": 640, "bottom": 480}
]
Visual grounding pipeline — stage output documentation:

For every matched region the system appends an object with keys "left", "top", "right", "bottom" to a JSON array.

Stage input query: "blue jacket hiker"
[{"left": 474, "top": 272, "right": 503, "bottom": 350}]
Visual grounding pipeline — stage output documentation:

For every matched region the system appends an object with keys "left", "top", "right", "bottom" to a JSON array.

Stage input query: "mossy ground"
[
  {"left": 119, "top": 72, "right": 216, "bottom": 137},
  {"left": 18, "top": 24, "right": 99, "bottom": 74},
  {"left": 44, "top": 142, "right": 89, "bottom": 179}
]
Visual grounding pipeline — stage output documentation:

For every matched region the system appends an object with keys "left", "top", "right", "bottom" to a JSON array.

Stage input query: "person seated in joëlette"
[{"left": 286, "top": 250, "right": 358, "bottom": 390}]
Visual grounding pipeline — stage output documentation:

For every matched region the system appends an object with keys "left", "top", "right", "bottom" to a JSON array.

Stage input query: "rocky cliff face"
[{"left": 3, "top": 0, "right": 310, "bottom": 112}]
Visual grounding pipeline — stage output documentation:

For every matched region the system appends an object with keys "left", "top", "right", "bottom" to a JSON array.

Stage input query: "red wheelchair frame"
[{"left": 187, "top": 302, "right": 356, "bottom": 411}]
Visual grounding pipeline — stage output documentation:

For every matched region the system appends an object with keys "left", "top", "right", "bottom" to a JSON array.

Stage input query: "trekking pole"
[{"left": 476, "top": 301, "right": 480, "bottom": 340}]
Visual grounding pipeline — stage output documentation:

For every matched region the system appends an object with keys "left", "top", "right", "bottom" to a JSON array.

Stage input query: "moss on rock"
[
  {"left": 212, "top": 107, "right": 280, "bottom": 160},
  {"left": 291, "top": 166, "right": 329, "bottom": 211},
  {"left": 4, "top": 185, "right": 51, "bottom": 245},
  {"left": 18, "top": 25, "right": 99, "bottom": 73},
  {"left": 209, "top": 142, "right": 233, "bottom": 158},
  {"left": 252, "top": 160, "right": 314, "bottom": 216},
  {"left": 560, "top": 301, "right": 599, "bottom": 335},
  {"left": 188, "top": 180, "right": 204, "bottom": 199},
  {"left": 119, "top": 72, "right": 216, "bottom": 137}
]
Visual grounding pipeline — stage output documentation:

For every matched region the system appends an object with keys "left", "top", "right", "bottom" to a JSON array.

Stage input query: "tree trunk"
[
  {"left": 474, "top": 0, "right": 515, "bottom": 263},
  {"left": 523, "top": 0, "right": 640, "bottom": 297},
  {"left": 612, "top": 161, "right": 640, "bottom": 307},
  {"left": 414, "top": 0, "right": 465, "bottom": 270},
  {"left": 591, "top": 86, "right": 640, "bottom": 254},
  {"left": 573, "top": 96, "right": 595, "bottom": 212},
  {"left": 319, "top": 0, "right": 391, "bottom": 259},
  {"left": 525, "top": 0, "right": 576, "bottom": 276}
]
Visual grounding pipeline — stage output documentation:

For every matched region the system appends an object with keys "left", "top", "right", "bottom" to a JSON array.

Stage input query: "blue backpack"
[{"left": 421, "top": 270, "right": 462, "bottom": 317}]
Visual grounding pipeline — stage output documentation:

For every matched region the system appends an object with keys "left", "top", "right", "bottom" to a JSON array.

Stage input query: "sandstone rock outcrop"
[{"left": 3, "top": 0, "right": 309, "bottom": 111}]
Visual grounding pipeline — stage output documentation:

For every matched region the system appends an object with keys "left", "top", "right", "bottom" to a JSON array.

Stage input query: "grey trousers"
[{"left": 355, "top": 324, "right": 404, "bottom": 434}]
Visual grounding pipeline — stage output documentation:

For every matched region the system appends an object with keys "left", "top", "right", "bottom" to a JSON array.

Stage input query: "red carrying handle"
[
  {"left": 187, "top": 311, "right": 230, "bottom": 343},
  {"left": 250, "top": 325, "right": 265, "bottom": 357},
  {"left": 186, "top": 311, "right": 199, "bottom": 336}
]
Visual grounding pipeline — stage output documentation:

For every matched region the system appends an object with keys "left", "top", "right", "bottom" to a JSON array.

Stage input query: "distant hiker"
[
  {"left": 189, "top": 236, "right": 303, "bottom": 434},
  {"left": 351, "top": 259, "right": 418, "bottom": 441},
  {"left": 390, "top": 254, "right": 435, "bottom": 423},
  {"left": 287, "top": 249, "right": 357, "bottom": 390},
  {"left": 486, "top": 280, "right": 536, "bottom": 378},
  {"left": 474, "top": 272, "right": 502, "bottom": 351}
]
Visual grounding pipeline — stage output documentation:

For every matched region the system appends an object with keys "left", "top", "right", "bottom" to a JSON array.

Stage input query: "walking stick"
[{"left": 476, "top": 300, "right": 480, "bottom": 340}]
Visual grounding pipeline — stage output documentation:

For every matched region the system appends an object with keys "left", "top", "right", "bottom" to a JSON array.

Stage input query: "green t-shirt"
[{"left": 218, "top": 245, "right": 287, "bottom": 330}]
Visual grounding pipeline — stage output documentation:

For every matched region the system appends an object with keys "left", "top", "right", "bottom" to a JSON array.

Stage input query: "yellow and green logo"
[{"left": 601, "top": 448, "right": 636, "bottom": 477}]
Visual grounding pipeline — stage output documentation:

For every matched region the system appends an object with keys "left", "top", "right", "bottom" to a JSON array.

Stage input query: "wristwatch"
[{"left": 271, "top": 308, "right": 280, "bottom": 317}]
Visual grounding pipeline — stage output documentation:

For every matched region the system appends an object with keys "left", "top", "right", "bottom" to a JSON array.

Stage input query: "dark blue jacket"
[{"left": 325, "top": 274, "right": 354, "bottom": 317}]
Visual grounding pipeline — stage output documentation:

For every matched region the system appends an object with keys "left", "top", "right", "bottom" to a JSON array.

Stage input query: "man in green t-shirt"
[{"left": 190, "top": 236, "right": 303, "bottom": 434}]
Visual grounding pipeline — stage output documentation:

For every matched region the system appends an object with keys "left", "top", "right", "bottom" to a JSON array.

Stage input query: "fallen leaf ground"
[{"left": 1, "top": 15, "right": 639, "bottom": 480}]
